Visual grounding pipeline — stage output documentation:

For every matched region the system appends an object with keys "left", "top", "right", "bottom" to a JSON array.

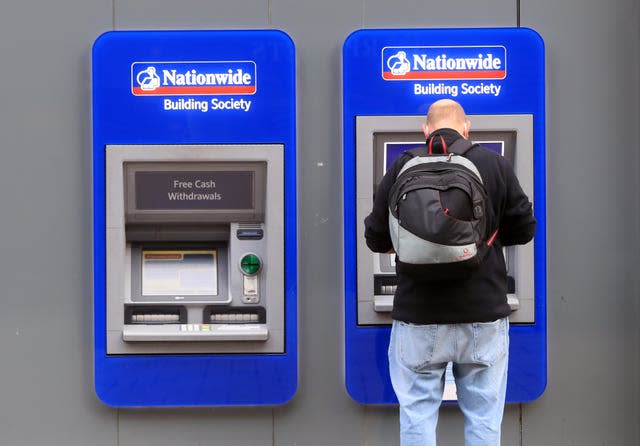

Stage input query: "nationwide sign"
[
  {"left": 381, "top": 46, "right": 507, "bottom": 81},
  {"left": 131, "top": 61, "right": 257, "bottom": 96}
]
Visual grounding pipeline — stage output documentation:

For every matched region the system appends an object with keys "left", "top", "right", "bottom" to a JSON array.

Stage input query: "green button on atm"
[{"left": 240, "top": 253, "right": 262, "bottom": 275}]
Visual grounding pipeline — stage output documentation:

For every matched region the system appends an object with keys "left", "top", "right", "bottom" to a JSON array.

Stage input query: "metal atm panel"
[
  {"left": 106, "top": 144, "right": 284, "bottom": 354},
  {"left": 356, "top": 115, "right": 535, "bottom": 326}
]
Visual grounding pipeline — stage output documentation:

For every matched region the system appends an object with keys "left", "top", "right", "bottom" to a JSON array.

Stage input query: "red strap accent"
[
  {"left": 486, "top": 229, "right": 499, "bottom": 246},
  {"left": 427, "top": 135, "right": 447, "bottom": 154}
]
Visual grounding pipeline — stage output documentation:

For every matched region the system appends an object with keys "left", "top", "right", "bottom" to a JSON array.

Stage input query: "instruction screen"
[
  {"left": 135, "top": 170, "right": 254, "bottom": 210},
  {"left": 142, "top": 249, "right": 218, "bottom": 296}
]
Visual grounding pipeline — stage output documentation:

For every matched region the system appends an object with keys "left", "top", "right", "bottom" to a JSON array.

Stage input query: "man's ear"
[
  {"left": 422, "top": 122, "right": 430, "bottom": 138},
  {"left": 462, "top": 120, "right": 471, "bottom": 138}
]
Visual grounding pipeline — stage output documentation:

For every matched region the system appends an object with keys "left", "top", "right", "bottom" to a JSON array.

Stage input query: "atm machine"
[
  {"left": 343, "top": 28, "right": 546, "bottom": 404},
  {"left": 93, "top": 30, "right": 297, "bottom": 407},
  {"left": 355, "top": 116, "right": 534, "bottom": 326},
  {"left": 106, "top": 145, "right": 283, "bottom": 353}
]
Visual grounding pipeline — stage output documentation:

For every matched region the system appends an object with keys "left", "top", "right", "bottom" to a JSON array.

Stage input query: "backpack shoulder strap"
[
  {"left": 447, "top": 138, "right": 477, "bottom": 156},
  {"left": 405, "top": 146, "right": 428, "bottom": 157}
]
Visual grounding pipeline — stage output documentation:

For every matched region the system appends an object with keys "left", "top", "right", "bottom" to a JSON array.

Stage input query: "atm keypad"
[
  {"left": 131, "top": 314, "right": 181, "bottom": 323},
  {"left": 204, "top": 306, "right": 266, "bottom": 325},
  {"left": 380, "top": 285, "right": 397, "bottom": 295},
  {"left": 374, "top": 275, "right": 398, "bottom": 296},
  {"left": 210, "top": 313, "right": 260, "bottom": 323}
]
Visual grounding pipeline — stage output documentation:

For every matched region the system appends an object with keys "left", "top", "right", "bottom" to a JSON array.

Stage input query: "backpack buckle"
[{"left": 473, "top": 204, "right": 484, "bottom": 219}]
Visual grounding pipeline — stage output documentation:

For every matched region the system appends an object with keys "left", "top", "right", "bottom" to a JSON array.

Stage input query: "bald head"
[{"left": 422, "top": 99, "right": 470, "bottom": 139}]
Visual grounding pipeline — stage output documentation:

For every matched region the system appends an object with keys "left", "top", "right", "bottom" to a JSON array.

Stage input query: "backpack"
[{"left": 388, "top": 137, "right": 498, "bottom": 280}]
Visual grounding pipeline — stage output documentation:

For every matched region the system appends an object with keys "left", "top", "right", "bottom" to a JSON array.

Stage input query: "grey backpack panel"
[
  {"left": 398, "top": 153, "right": 483, "bottom": 182},
  {"left": 389, "top": 213, "right": 478, "bottom": 264}
]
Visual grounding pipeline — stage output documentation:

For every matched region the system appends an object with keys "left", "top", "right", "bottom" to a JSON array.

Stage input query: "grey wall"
[{"left": 0, "top": 0, "right": 637, "bottom": 445}]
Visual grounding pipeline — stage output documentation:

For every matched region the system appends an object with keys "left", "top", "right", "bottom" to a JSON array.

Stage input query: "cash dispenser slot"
[
  {"left": 205, "top": 306, "right": 266, "bottom": 324},
  {"left": 125, "top": 305, "right": 186, "bottom": 324}
]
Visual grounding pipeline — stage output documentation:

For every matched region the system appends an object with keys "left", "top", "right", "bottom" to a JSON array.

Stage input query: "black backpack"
[{"left": 388, "top": 137, "right": 498, "bottom": 280}]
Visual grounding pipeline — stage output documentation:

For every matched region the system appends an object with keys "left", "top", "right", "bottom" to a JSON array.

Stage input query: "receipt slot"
[
  {"left": 343, "top": 28, "right": 546, "bottom": 404},
  {"left": 93, "top": 31, "right": 297, "bottom": 407}
]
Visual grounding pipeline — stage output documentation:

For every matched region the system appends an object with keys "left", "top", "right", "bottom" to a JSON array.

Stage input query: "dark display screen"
[
  {"left": 384, "top": 142, "right": 424, "bottom": 172},
  {"left": 384, "top": 140, "right": 504, "bottom": 173},
  {"left": 135, "top": 171, "right": 254, "bottom": 210}
]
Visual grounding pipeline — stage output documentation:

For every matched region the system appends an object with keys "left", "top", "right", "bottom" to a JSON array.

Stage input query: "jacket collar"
[{"left": 426, "top": 128, "right": 464, "bottom": 154}]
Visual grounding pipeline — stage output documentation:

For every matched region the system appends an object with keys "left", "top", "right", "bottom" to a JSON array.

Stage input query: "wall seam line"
[
  {"left": 362, "top": 0, "right": 366, "bottom": 28},
  {"left": 272, "top": 407, "right": 276, "bottom": 446},
  {"left": 116, "top": 409, "right": 120, "bottom": 446},
  {"left": 520, "top": 404, "right": 523, "bottom": 445}
]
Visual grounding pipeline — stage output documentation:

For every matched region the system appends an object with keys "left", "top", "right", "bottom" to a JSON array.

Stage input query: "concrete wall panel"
[
  {"left": 521, "top": 0, "right": 640, "bottom": 444},
  {"left": 0, "top": 1, "right": 114, "bottom": 446},
  {"left": 115, "top": 0, "right": 269, "bottom": 29},
  {"left": 363, "top": 0, "right": 516, "bottom": 28}
]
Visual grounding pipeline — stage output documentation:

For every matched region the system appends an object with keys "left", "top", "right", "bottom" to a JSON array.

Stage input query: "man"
[{"left": 364, "top": 99, "right": 535, "bottom": 445}]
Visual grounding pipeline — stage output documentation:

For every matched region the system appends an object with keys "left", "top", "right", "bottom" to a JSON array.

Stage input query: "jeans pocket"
[
  {"left": 397, "top": 322, "right": 438, "bottom": 372},
  {"left": 472, "top": 318, "right": 507, "bottom": 365}
]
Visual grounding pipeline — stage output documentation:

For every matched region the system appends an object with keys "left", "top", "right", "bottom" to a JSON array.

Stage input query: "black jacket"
[{"left": 364, "top": 128, "right": 536, "bottom": 324}]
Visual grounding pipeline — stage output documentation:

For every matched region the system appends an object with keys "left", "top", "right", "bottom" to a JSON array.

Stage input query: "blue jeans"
[{"left": 388, "top": 317, "right": 509, "bottom": 446}]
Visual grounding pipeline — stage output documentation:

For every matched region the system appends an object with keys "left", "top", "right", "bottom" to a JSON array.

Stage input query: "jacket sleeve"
[
  {"left": 498, "top": 159, "right": 536, "bottom": 246},
  {"left": 364, "top": 156, "right": 407, "bottom": 253}
]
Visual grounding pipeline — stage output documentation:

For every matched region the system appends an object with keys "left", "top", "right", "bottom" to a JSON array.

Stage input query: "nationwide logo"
[
  {"left": 382, "top": 46, "right": 507, "bottom": 81},
  {"left": 131, "top": 61, "right": 257, "bottom": 96}
]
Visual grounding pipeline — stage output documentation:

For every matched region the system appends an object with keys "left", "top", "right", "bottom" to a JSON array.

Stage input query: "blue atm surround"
[
  {"left": 93, "top": 30, "right": 297, "bottom": 407},
  {"left": 343, "top": 28, "right": 546, "bottom": 404}
]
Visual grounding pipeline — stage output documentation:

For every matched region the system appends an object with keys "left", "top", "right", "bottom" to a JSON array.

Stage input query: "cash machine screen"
[
  {"left": 141, "top": 249, "right": 218, "bottom": 296},
  {"left": 382, "top": 136, "right": 509, "bottom": 175}
]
